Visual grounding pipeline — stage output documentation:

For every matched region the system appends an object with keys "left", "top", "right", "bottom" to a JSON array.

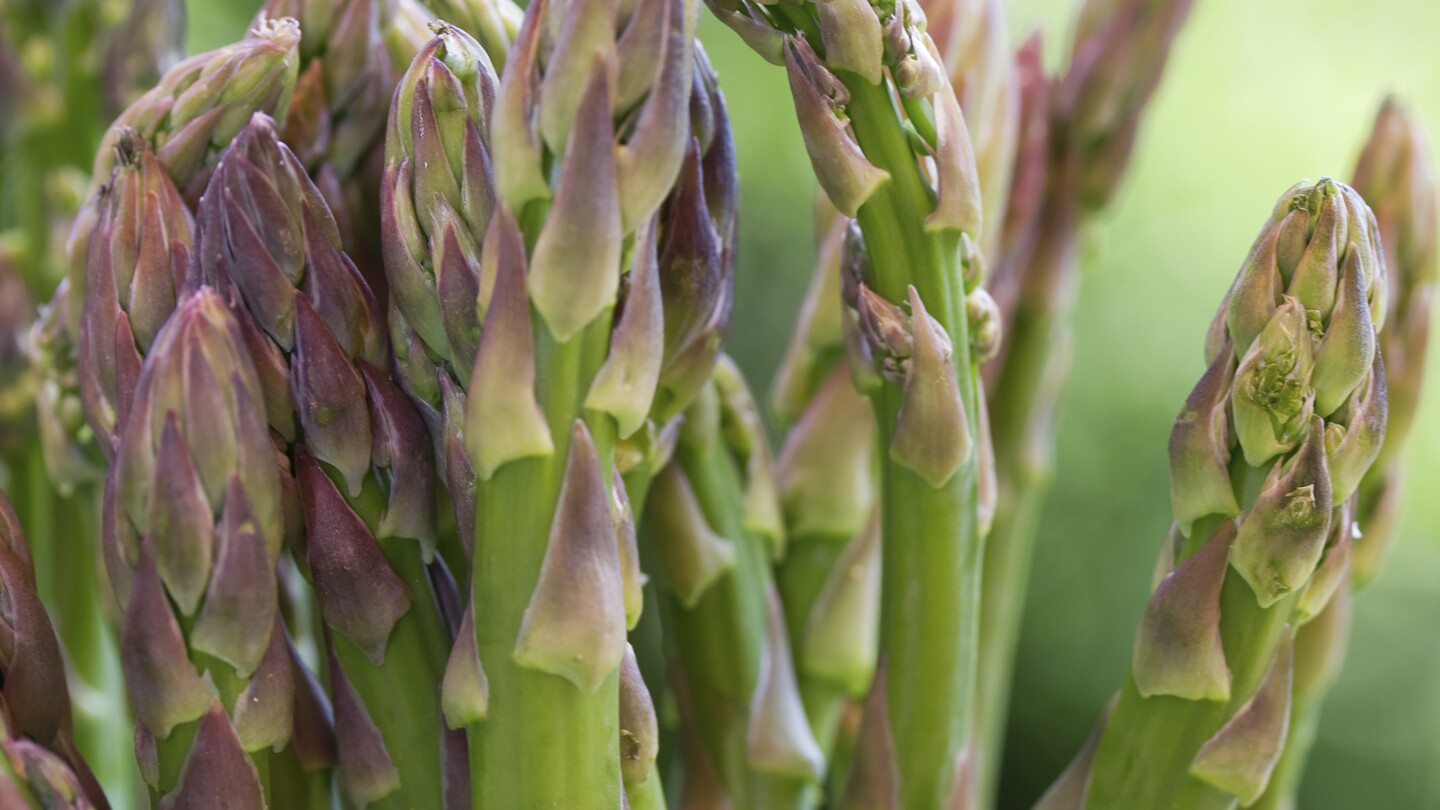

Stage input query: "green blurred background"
[{"left": 189, "top": 0, "right": 1440, "bottom": 806}]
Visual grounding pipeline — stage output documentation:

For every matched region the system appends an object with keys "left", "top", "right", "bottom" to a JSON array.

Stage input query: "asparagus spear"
[
  {"left": 9, "top": 16, "right": 294, "bottom": 804},
  {"left": 381, "top": 23, "right": 500, "bottom": 587},
  {"left": 104, "top": 286, "right": 293, "bottom": 804},
  {"left": 1345, "top": 98, "right": 1436, "bottom": 586},
  {"left": 768, "top": 216, "right": 878, "bottom": 806},
  {"left": 192, "top": 113, "right": 453, "bottom": 809},
  {"left": 430, "top": 0, "right": 719, "bottom": 801},
  {"left": 711, "top": 0, "right": 1001, "bottom": 803},
  {"left": 1253, "top": 97, "right": 1437, "bottom": 810},
  {"left": 647, "top": 356, "right": 818, "bottom": 807},
  {"left": 1057, "top": 178, "right": 1389, "bottom": 808},
  {"left": 973, "top": 3, "right": 1194, "bottom": 803}
]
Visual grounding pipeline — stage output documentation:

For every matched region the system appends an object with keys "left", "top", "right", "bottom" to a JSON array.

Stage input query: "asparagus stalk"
[
  {"left": 192, "top": 113, "right": 453, "bottom": 809},
  {"left": 711, "top": 1, "right": 1000, "bottom": 804},
  {"left": 647, "top": 357, "right": 818, "bottom": 806},
  {"left": 104, "top": 286, "right": 293, "bottom": 803},
  {"left": 1060, "top": 178, "right": 1390, "bottom": 808},
  {"left": 0, "top": 487, "right": 110, "bottom": 809},
  {"left": 972, "top": 2, "right": 1194, "bottom": 803},
  {"left": 1253, "top": 97, "right": 1437, "bottom": 810},
  {"left": 768, "top": 215, "right": 879, "bottom": 804},
  {"left": 423, "top": 0, "right": 723, "bottom": 800},
  {"left": 766, "top": 4, "right": 1018, "bottom": 801}
]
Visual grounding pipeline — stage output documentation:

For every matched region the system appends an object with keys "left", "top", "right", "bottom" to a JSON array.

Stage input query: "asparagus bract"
[
  {"left": 1068, "top": 178, "right": 1389, "bottom": 808},
  {"left": 441, "top": 0, "right": 732, "bottom": 800}
]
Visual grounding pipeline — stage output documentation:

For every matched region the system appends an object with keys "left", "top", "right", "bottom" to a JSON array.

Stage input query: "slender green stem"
[
  {"left": 840, "top": 76, "right": 982, "bottom": 810},
  {"left": 469, "top": 317, "right": 621, "bottom": 809},
  {"left": 655, "top": 430, "right": 810, "bottom": 809},
  {"left": 973, "top": 203, "right": 1082, "bottom": 807}
]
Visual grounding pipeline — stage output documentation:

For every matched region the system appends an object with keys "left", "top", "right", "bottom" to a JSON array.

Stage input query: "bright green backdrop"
[{"left": 189, "top": 1, "right": 1440, "bottom": 806}]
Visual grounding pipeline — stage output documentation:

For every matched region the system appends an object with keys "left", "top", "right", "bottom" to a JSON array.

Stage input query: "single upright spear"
[
  {"left": 972, "top": 2, "right": 1194, "bottom": 802},
  {"left": 422, "top": 0, "right": 732, "bottom": 801},
  {"left": 104, "top": 286, "right": 293, "bottom": 804},
  {"left": 1253, "top": 97, "right": 1438, "bottom": 810},
  {"left": 710, "top": 0, "right": 1006, "bottom": 803},
  {"left": 1049, "top": 178, "right": 1390, "bottom": 808},
  {"left": 192, "top": 113, "right": 452, "bottom": 810}
]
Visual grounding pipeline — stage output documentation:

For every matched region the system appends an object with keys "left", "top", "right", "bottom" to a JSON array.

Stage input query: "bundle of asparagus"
[{"left": 0, "top": 2, "right": 1431, "bottom": 809}]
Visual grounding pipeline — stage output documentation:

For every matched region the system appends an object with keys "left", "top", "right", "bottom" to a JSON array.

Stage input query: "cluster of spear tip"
[{"left": 0, "top": 0, "right": 1433, "bottom": 807}]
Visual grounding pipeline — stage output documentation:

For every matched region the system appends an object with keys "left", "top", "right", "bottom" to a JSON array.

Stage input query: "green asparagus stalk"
[
  {"left": 767, "top": 214, "right": 879, "bottom": 807},
  {"left": 192, "top": 113, "right": 454, "bottom": 809},
  {"left": 1057, "top": 178, "right": 1390, "bottom": 808},
  {"left": 766, "top": 4, "right": 1018, "bottom": 801},
  {"left": 1252, "top": 97, "right": 1438, "bottom": 810},
  {"left": 103, "top": 286, "right": 293, "bottom": 804},
  {"left": 647, "top": 356, "right": 818, "bottom": 807},
  {"left": 0, "top": 486, "right": 110, "bottom": 809},
  {"left": 973, "top": 2, "right": 1194, "bottom": 804},
  {"left": 711, "top": 0, "right": 1001, "bottom": 804},
  {"left": 408, "top": 0, "right": 722, "bottom": 800}
]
